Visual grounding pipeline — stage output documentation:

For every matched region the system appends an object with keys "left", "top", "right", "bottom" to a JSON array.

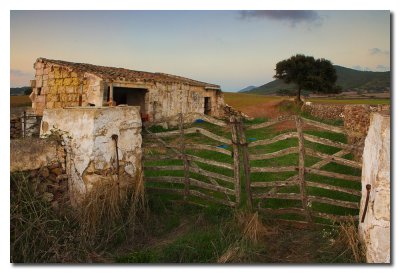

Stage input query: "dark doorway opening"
[
  {"left": 204, "top": 97, "right": 211, "bottom": 115},
  {"left": 108, "top": 87, "right": 148, "bottom": 114}
]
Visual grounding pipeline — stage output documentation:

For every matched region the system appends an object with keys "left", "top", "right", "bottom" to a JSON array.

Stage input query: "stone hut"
[{"left": 30, "top": 58, "right": 224, "bottom": 121}]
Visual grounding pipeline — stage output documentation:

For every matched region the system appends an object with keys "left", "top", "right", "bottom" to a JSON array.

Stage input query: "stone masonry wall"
[
  {"left": 33, "top": 60, "right": 224, "bottom": 121},
  {"left": 10, "top": 117, "right": 22, "bottom": 139},
  {"left": 358, "top": 112, "right": 390, "bottom": 263},
  {"left": 302, "top": 103, "right": 390, "bottom": 157},
  {"left": 40, "top": 106, "right": 142, "bottom": 205},
  {"left": 11, "top": 138, "right": 68, "bottom": 208},
  {"left": 302, "top": 103, "right": 345, "bottom": 120},
  {"left": 32, "top": 61, "right": 103, "bottom": 115}
]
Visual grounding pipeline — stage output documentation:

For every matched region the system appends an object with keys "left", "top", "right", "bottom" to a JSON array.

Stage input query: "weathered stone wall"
[
  {"left": 359, "top": 112, "right": 390, "bottom": 263},
  {"left": 10, "top": 117, "right": 22, "bottom": 139},
  {"left": 147, "top": 83, "right": 223, "bottom": 121},
  {"left": 10, "top": 138, "right": 68, "bottom": 208},
  {"left": 302, "top": 103, "right": 345, "bottom": 120},
  {"left": 40, "top": 106, "right": 142, "bottom": 205},
  {"left": 32, "top": 60, "right": 224, "bottom": 121},
  {"left": 302, "top": 103, "right": 390, "bottom": 157},
  {"left": 32, "top": 61, "right": 103, "bottom": 115},
  {"left": 10, "top": 110, "right": 43, "bottom": 139}
]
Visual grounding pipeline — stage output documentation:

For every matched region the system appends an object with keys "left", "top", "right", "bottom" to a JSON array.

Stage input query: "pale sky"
[{"left": 10, "top": 10, "right": 390, "bottom": 91}]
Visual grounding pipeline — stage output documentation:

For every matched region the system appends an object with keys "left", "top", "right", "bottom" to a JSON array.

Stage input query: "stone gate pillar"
[{"left": 359, "top": 111, "right": 390, "bottom": 263}]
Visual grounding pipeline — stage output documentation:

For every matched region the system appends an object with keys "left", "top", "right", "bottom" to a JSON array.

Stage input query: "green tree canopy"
[{"left": 274, "top": 54, "right": 340, "bottom": 102}]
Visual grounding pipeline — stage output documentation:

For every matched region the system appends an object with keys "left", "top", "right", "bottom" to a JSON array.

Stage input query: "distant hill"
[
  {"left": 245, "top": 65, "right": 390, "bottom": 95},
  {"left": 10, "top": 86, "right": 31, "bottom": 96},
  {"left": 238, "top": 85, "right": 257, "bottom": 92}
]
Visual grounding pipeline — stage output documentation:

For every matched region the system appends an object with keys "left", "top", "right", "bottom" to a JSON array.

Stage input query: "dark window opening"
[
  {"left": 204, "top": 97, "right": 211, "bottom": 115},
  {"left": 112, "top": 87, "right": 148, "bottom": 113},
  {"left": 37, "top": 88, "right": 42, "bottom": 96}
]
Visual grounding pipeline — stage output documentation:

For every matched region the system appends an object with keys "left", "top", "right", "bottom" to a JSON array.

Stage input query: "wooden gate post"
[
  {"left": 179, "top": 113, "right": 190, "bottom": 200},
  {"left": 230, "top": 115, "right": 241, "bottom": 207},
  {"left": 295, "top": 115, "right": 313, "bottom": 223},
  {"left": 23, "top": 111, "right": 27, "bottom": 138},
  {"left": 237, "top": 117, "right": 253, "bottom": 210}
]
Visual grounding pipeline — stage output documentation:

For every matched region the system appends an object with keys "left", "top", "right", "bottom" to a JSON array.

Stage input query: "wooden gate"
[
  {"left": 143, "top": 114, "right": 241, "bottom": 207},
  {"left": 243, "top": 115, "right": 362, "bottom": 225},
  {"left": 142, "top": 113, "right": 363, "bottom": 225}
]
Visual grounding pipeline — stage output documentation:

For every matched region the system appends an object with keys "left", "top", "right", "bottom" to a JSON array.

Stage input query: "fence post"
[
  {"left": 230, "top": 115, "right": 241, "bottom": 207},
  {"left": 179, "top": 113, "right": 190, "bottom": 200},
  {"left": 23, "top": 111, "right": 27, "bottom": 138},
  {"left": 295, "top": 115, "right": 313, "bottom": 223},
  {"left": 237, "top": 117, "right": 253, "bottom": 210}
]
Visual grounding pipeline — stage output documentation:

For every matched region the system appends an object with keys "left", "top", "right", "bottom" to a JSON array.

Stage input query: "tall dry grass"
[
  {"left": 10, "top": 169, "right": 145, "bottom": 263},
  {"left": 217, "top": 211, "right": 277, "bottom": 263},
  {"left": 337, "top": 219, "right": 366, "bottom": 263}
]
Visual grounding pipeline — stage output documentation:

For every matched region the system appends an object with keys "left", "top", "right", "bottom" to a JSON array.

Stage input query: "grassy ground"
[
  {"left": 10, "top": 95, "right": 31, "bottom": 107},
  {"left": 115, "top": 198, "right": 361, "bottom": 263},
  {"left": 223, "top": 92, "right": 390, "bottom": 118},
  {"left": 307, "top": 98, "right": 390, "bottom": 105}
]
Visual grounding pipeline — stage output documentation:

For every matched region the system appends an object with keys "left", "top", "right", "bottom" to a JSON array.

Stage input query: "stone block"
[
  {"left": 62, "top": 70, "right": 71, "bottom": 78},
  {"left": 54, "top": 70, "right": 62, "bottom": 79},
  {"left": 46, "top": 101, "right": 54, "bottom": 108},
  {"left": 36, "top": 68, "right": 44, "bottom": 76},
  {"left": 49, "top": 86, "right": 57, "bottom": 94},
  {"left": 63, "top": 78, "right": 72, "bottom": 85},
  {"left": 48, "top": 79, "right": 55, "bottom": 87},
  {"left": 58, "top": 86, "right": 66, "bottom": 94},
  {"left": 41, "top": 86, "right": 49, "bottom": 95},
  {"left": 34, "top": 62, "right": 43, "bottom": 69},
  {"left": 373, "top": 189, "right": 390, "bottom": 221},
  {"left": 66, "top": 86, "right": 75, "bottom": 93},
  {"left": 71, "top": 77, "right": 80, "bottom": 86},
  {"left": 55, "top": 78, "right": 63, "bottom": 86}
]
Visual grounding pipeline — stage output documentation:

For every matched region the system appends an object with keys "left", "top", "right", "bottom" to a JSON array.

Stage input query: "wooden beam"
[
  {"left": 305, "top": 148, "right": 362, "bottom": 169},
  {"left": 250, "top": 166, "right": 297, "bottom": 173},
  {"left": 304, "top": 134, "right": 361, "bottom": 152},
  {"left": 230, "top": 115, "right": 241, "bottom": 206},
  {"left": 249, "top": 147, "right": 298, "bottom": 161},
  {"left": 301, "top": 117, "right": 345, "bottom": 134},
  {"left": 248, "top": 132, "right": 297, "bottom": 148},
  {"left": 305, "top": 168, "right": 361, "bottom": 182},
  {"left": 247, "top": 115, "right": 295, "bottom": 130},
  {"left": 308, "top": 195, "right": 359, "bottom": 209},
  {"left": 295, "top": 115, "right": 313, "bottom": 223},
  {"left": 305, "top": 181, "right": 361, "bottom": 196}
]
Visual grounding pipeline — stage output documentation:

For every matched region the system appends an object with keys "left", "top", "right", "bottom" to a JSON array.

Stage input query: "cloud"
[
  {"left": 239, "top": 10, "right": 323, "bottom": 27},
  {"left": 351, "top": 65, "right": 371, "bottom": 71},
  {"left": 10, "top": 69, "right": 33, "bottom": 87},
  {"left": 369, "top": 48, "right": 390, "bottom": 56},
  {"left": 351, "top": 65, "right": 390, "bottom": 72},
  {"left": 375, "top": 64, "right": 390, "bottom": 71}
]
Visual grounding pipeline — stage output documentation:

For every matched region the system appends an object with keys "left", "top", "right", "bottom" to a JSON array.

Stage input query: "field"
[
  {"left": 223, "top": 92, "right": 390, "bottom": 118},
  {"left": 10, "top": 95, "right": 31, "bottom": 108}
]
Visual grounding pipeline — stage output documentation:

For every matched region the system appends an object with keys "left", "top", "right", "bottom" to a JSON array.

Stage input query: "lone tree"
[{"left": 274, "top": 54, "right": 340, "bottom": 102}]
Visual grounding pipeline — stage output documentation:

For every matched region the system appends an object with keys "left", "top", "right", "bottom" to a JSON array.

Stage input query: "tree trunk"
[{"left": 296, "top": 87, "right": 301, "bottom": 103}]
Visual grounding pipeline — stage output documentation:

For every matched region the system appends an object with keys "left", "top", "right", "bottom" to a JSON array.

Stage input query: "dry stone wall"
[
  {"left": 10, "top": 117, "right": 22, "bottom": 139},
  {"left": 358, "top": 112, "right": 390, "bottom": 263},
  {"left": 302, "top": 103, "right": 390, "bottom": 158},
  {"left": 10, "top": 138, "right": 68, "bottom": 208}
]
